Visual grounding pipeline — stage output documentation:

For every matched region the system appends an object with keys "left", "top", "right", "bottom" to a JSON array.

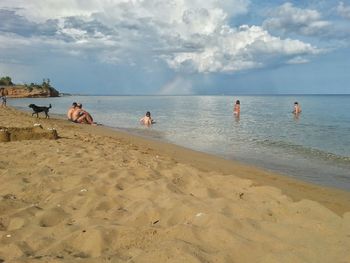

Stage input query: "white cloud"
[
  {"left": 263, "top": 3, "right": 331, "bottom": 36},
  {"left": 337, "top": 2, "right": 350, "bottom": 19},
  {"left": 165, "top": 25, "right": 318, "bottom": 73},
  {"left": 0, "top": 0, "right": 320, "bottom": 74},
  {"left": 286, "top": 56, "right": 309, "bottom": 64},
  {"left": 59, "top": 27, "right": 87, "bottom": 40},
  {"left": 0, "top": 0, "right": 248, "bottom": 25}
]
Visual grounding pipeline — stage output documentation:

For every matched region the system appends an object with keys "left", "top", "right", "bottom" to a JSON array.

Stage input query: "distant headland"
[{"left": 0, "top": 76, "right": 60, "bottom": 98}]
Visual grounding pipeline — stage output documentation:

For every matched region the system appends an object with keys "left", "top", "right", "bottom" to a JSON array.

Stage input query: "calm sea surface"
[{"left": 9, "top": 95, "right": 350, "bottom": 191}]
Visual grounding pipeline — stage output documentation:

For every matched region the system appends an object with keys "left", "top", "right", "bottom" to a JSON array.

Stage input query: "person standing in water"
[
  {"left": 233, "top": 100, "right": 240, "bottom": 115},
  {"left": 293, "top": 102, "right": 302, "bottom": 114}
]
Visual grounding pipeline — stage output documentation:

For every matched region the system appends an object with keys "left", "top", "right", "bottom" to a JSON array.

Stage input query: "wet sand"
[{"left": 1, "top": 106, "right": 349, "bottom": 262}]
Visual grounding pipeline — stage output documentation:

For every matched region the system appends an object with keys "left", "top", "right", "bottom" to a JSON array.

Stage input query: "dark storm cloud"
[{"left": 0, "top": 9, "right": 58, "bottom": 37}]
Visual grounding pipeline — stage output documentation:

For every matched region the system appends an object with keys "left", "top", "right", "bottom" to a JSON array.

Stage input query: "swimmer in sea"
[{"left": 140, "top": 111, "right": 155, "bottom": 126}]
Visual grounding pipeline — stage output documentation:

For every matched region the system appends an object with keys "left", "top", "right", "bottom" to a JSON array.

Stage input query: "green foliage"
[
  {"left": 24, "top": 84, "right": 33, "bottom": 92},
  {"left": 0, "top": 76, "right": 53, "bottom": 89},
  {"left": 28, "top": 82, "right": 40, "bottom": 89},
  {"left": 41, "top": 78, "right": 51, "bottom": 89},
  {"left": 0, "top": 76, "right": 13, "bottom": 86}
]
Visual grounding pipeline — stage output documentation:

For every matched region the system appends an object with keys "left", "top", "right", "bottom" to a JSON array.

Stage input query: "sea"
[{"left": 9, "top": 95, "right": 350, "bottom": 191}]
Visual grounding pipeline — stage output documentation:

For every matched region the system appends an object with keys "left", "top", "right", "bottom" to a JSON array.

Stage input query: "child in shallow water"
[
  {"left": 140, "top": 111, "right": 155, "bottom": 125},
  {"left": 293, "top": 102, "right": 302, "bottom": 114},
  {"left": 233, "top": 100, "right": 240, "bottom": 115}
]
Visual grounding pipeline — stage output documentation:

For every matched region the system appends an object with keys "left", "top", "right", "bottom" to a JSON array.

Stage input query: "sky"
[{"left": 1, "top": 0, "right": 350, "bottom": 95}]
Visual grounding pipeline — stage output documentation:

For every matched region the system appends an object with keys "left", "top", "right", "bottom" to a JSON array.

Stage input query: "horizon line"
[{"left": 61, "top": 93, "right": 350, "bottom": 97}]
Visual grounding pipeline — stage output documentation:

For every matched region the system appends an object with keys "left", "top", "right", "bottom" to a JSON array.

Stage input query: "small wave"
[
  {"left": 258, "top": 139, "right": 350, "bottom": 165},
  {"left": 115, "top": 127, "right": 166, "bottom": 140}
]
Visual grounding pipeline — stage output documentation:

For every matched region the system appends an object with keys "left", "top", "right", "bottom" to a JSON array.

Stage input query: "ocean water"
[{"left": 9, "top": 95, "right": 350, "bottom": 190}]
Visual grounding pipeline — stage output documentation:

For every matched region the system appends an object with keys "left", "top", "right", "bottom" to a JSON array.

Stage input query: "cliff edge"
[{"left": 0, "top": 85, "right": 60, "bottom": 98}]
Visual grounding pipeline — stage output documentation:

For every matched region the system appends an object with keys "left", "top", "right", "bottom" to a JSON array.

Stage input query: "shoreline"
[
  {"left": 88, "top": 122, "right": 350, "bottom": 216},
  {"left": 1, "top": 106, "right": 350, "bottom": 262},
  {"left": 3, "top": 106, "right": 350, "bottom": 214},
  {"left": 9, "top": 95, "right": 350, "bottom": 193},
  {"left": 47, "top": 107, "right": 350, "bottom": 215}
]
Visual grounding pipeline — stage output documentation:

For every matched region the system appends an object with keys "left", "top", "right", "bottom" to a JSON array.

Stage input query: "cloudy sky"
[{"left": 1, "top": 0, "right": 350, "bottom": 94}]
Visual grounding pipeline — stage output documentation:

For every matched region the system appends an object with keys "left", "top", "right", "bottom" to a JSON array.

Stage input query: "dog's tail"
[{"left": 49, "top": 104, "right": 52, "bottom": 109}]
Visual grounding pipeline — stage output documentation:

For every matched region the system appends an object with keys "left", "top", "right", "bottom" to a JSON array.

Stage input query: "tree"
[
  {"left": 41, "top": 78, "right": 52, "bottom": 88},
  {"left": 0, "top": 76, "right": 14, "bottom": 86}
]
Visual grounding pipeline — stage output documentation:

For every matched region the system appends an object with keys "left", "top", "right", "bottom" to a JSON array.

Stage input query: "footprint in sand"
[
  {"left": 37, "top": 207, "right": 69, "bottom": 227},
  {"left": 7, "top": 217, "right": 26, "bottom": 231}
]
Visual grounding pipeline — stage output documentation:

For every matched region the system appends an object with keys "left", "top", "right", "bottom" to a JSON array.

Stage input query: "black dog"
[{"left": 29, "top": 104, "right": 52, "bottom": 118}]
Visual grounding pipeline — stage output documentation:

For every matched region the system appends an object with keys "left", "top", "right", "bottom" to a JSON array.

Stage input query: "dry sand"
[{"left": 0, "top": 106, "right": 350, "bottom": 263}]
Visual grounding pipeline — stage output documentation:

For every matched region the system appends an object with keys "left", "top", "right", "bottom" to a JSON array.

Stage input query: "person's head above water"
[
  {"left": 294, "top": 102, "right": 299, "bottom": 105},
  {"left": 236, "top": 100, "right": 240, "bottom": 105},
  {"left": 72, "top": 102, "right": 77, "bottom": 107},
  {"left": 146, "top": 111, "right": 151, "bottom": 117}
]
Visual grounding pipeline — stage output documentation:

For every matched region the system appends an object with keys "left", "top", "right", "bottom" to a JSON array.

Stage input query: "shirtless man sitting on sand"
[
  {"left": 72, "top": 103, "right": 95, "bottom": 124},
  {"left": 67, "top": 102, "right": 77, "bottom": 121}
]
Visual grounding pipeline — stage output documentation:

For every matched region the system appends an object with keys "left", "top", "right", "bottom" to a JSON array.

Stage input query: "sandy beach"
[{"left": 0, "top": 106, "right": 350, "bottom": 263}]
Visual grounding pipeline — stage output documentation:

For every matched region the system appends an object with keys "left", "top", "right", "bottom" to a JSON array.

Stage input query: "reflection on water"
[{"left": 9, "top": 95, "right": 350, "bottom": 190}]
